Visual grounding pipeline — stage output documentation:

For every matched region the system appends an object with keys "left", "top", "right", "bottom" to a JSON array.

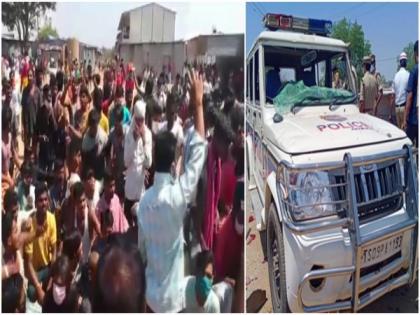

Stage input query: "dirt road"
[{"left": 246, "top": 194, "right": 418, "bottom": 313}]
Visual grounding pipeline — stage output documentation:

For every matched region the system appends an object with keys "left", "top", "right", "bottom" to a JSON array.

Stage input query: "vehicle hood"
[{"left": 265, "top": 107, "right": 407, "bottom": 154}]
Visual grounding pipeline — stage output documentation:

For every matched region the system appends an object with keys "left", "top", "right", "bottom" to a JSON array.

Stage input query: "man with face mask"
[
  {"left": 24, "top": 184, "right": 57, "bottom": 304},
  {"left": 124, "top": 100, "right": 152, "bottom": 227},
  {"left": 370, "top": 54, "right": 376, "bottom": 76},
  {"left": 42, "top": 255, "right": 80, "bottom": 312},
  {"left": 137, "top": 69, "right": 206, "bottom": 313},
  {"left": 184, "top": 250, "right": 220, "bottom": 312},
  {"left": 392, "top": 52, "right": 410, "bottom": 128}
]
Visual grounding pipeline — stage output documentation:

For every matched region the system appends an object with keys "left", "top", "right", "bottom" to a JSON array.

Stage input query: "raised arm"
[
  {"left": 188, "top": 69, "right": 205, "bottom": 138},
  {"left": 179, "top": 69, "right": 207, "bottom": 206},
  {"left": 61, "top": 79, "right": 72, "bottom": 105}
]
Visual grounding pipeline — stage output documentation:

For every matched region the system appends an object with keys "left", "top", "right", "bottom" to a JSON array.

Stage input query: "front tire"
[
  {"left": 267, "top": 202, "right": 290, "bottom": 312},
  {"left": 246, "top": 143, "right": 251, "bottom": 183}
]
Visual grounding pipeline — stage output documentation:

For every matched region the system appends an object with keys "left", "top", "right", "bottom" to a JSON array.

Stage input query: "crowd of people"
[
  {"left": 2, "top": 52, "right": 244, "bottom": 313},
  {"left": 359, "top": 40, "right": 418, "bottom": 146}
]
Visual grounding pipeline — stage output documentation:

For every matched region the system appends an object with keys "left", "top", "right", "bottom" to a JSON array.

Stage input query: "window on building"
[{"left": 123, "top": 26, "right": 130, "bottom": 39}]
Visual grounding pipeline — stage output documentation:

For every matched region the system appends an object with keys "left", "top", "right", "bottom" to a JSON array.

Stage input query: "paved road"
[{"left": 246, "top": 193, "right": 418, "bottom": 313}]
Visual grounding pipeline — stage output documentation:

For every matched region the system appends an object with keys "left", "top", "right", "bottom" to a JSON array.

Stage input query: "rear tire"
[{"left": 267, "top": 202, "right": 290, "bottom": 313}]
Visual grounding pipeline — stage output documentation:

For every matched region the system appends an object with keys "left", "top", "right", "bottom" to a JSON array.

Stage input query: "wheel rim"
[{"left": 269, "top": 219, "right": 282, "bottom": 304}]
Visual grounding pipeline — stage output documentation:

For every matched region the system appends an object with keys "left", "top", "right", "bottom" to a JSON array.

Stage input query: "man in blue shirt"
[
  {"left": 403, "top": 40, "right": 418, "bottom": 146},
  {"left": 109, "top": 85, "right": 132, "bottom": 128}
]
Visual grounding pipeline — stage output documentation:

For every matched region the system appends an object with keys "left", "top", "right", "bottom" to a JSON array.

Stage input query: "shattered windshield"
[
  {"left": 263, "top": 45, "right": 356, "bottom": 113},
  {"left": 273, "top": 81, "right": 356, "bottom": 114}
]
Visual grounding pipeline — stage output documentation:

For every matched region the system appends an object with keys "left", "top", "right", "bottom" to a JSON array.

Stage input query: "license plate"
[{"left": 360, "top": 234, "right": 403, "bottom": 268}]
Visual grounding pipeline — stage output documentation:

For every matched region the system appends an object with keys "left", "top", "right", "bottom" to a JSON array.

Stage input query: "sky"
[
  {"left": 246, "top": 2, "right": 418, "bottom": 81},
  {"left": 49, "top": 2, "right": 244, "bottom": 48}
]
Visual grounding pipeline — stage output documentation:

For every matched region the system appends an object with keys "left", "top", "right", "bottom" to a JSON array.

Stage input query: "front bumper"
[
  {"left": 283, "top": 207, "right": 416, "bottom": 312},
  {"left": 275, "top": 146, "right": 418, "bottom": 312}
]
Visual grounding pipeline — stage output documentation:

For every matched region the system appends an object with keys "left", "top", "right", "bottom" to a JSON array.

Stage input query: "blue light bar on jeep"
[{"left": 263, "top": 13, "right": 332, "bottom": 36}]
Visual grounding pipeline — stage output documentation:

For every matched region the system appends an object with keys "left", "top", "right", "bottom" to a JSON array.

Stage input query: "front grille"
[
  {"left": 348, "top": 251, "right": 402, "bottom": 282},
  {"left": 360, "top": 251, "right": 402, "bottom": 278},
  {"left": 333, "top": 160, "right": 404, "bottom": 222}
]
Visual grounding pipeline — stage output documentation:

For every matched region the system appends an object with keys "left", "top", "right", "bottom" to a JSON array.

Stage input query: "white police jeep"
[{"left": 246, "top": 13, "right": 418, "bottom": 312}]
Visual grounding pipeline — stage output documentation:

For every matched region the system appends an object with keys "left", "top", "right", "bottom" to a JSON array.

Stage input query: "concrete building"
[
  {"left": 119, "top": 41, "right": 185, "bottom": 75},
  {"left": 2, "top": 37, "right": 36, "bottom": 58},
  {"left": 116, "top": 2, "right": 176, "bottom": 45},
  {"left": 37, "top": 38, "right": 67, "bottom": 65},
  {"left": 116, "top": 3, "right": 178, "bottom": 74},
  {"left": 79, "top": 43, "right": 101, "bottom": 66},
  {"left": 115, "top": 3, "right": 243, "bottom": 80},
  {"left": 186, "top": 33, "right": 244, "bottom": 72}
]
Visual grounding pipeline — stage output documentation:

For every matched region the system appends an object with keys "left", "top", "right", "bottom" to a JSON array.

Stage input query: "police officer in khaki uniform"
[{"left": 359, "top": 56, "right": 379, "bottom": 114}]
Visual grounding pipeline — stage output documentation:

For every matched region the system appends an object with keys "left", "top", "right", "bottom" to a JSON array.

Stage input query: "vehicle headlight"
[{"left": 282, "top": 170, "right": 336, "bottom": 221}]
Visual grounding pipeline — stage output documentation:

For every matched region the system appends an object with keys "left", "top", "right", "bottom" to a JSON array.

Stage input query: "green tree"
[
  {"left": 38, "top": 23, "right": 59, "bottom": 40},
  {"left": 331, "top": 18, "right": 372, "bottom": 82},
  {"left": 2, "top": 2, "right": 56, "bottom": 50}
]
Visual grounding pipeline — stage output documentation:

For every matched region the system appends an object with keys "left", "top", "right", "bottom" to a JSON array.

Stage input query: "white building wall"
[
  {"left": 123, "top": 4, "right": 175, "bottom": 44},
  {"left": 163, "top": 11, "right": 175, "bottom": 42},
  {"left": 119, "top": 42, "right": 185, "bottom": 76},
  {"left": 152, "top": 5, "right": 164, "bottom": 42},
  {"left": 81, "top": 48, "right": 96, "bottom": 66},
  {"left": 141, "top": 5, "right": 154, "bottom": 43},
  {"left": 207, "top": 36, "right": 242, "bottom": 57},
  {"left": 129, "top": 9, "right": 142, "bottom": 43}
]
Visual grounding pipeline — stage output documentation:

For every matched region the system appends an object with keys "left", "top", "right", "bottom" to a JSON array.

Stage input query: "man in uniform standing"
[{"left": 359, "top": 56, "right": 379, "bottom": 114}]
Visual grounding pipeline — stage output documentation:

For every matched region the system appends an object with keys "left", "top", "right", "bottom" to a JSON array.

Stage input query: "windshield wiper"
[
  {"left": 290, "top": 95, "right": 324, "bottom": 114},
  {"left": 329, "top": 94, "right": 358, "bottom": 111}
]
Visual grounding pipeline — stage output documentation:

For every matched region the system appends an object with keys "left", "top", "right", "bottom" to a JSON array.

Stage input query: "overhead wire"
[
  {"left": 354, "top": 3, "right": 389, "bottom": 19},
  {"left": 333, "top": 2, "right": 366, "bottom": 18},
  {"left": 251, "top": 2, "right": 265, "bottom": 18},
  {"left": 255, "top": 2, "right": 267, "bottom": 16},
  {"left": 376, "top": 56, "right": 398, "bottom": 63}
]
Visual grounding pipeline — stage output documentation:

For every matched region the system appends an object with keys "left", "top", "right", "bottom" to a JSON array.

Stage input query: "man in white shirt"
[
  {"left": 392, "top": 52, "right": 410, "bottom": 128},
  {"left": 124, "top": 100, "right": 152, "bottom": 227},
  {"left": 137, "top": 69, "right": 207, "bottom": 313}
]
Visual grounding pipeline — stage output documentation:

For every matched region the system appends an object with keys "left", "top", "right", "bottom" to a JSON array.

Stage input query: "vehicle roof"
[{"left": 249, "top": 31, "right": 348, "bottom": 56}]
